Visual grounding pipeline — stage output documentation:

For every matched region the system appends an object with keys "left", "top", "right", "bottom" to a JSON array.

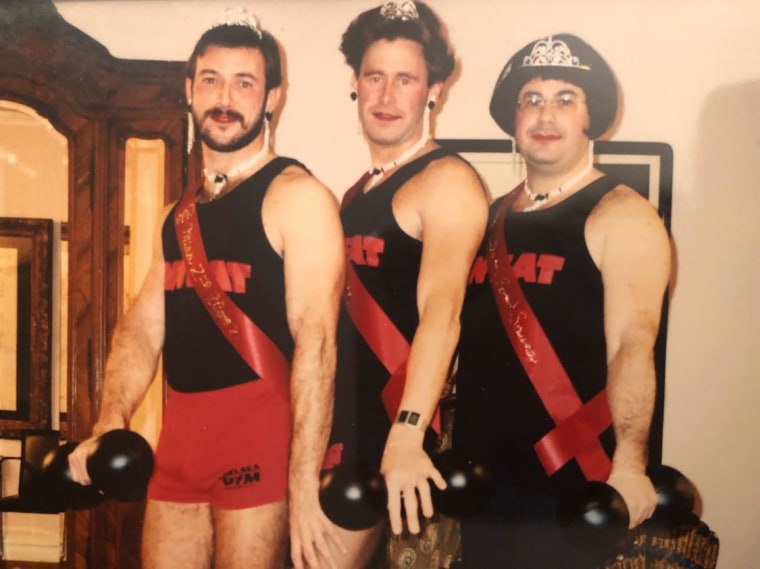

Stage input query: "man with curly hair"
[{"left": 321, "top": 2, "right": 488, "bottom": 567}]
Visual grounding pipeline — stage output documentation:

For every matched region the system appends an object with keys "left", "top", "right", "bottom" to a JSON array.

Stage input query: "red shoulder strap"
[
  {"left": 173, "top": 184, "right": 290, "bottom": 402},
  {"left": 340, "top": 172, "right": 441, "bottom": 434},
  {"left": 485, "top": 186, "right": 611, "bottom": 481}
]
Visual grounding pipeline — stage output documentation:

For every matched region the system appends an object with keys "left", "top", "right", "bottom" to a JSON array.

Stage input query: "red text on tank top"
[
  {"left": 344, "top": 235, "right": 386, "bottom": 267},
  {"left": 468, "top": 253, "right": 565, "bottom": 285},
  {"left": 164, "top": 260, "right": 252, "bottom": 293}
]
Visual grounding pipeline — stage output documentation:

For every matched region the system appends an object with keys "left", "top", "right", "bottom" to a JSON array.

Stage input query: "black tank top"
[
  {"left": 161, "top": 157, "right": 303, "bottom": 393},
  {"left": 454, "top": 175, "right": 619, "bottom": 491},
  {"left": 332, "top": 147, "right": 456, "bottom": 466}
]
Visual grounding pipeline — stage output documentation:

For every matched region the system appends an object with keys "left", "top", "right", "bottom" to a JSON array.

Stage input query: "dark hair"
[
  {"left": 340, "top": 2, "right": 455, "bottom": 85},
  {"left": 490, "top": 34, "right": 618, "bottom": 139},
  {"left": 186, "top": 24, "right": 282, "bottom": 91}
]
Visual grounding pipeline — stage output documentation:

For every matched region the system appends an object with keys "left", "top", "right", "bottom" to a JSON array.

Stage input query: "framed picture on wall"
[
  {"left": 439, "top": 138, "right": 673, "bottom": 464},
  {"left": 0, "top": 217, "right": 53, "bottom": 435}
]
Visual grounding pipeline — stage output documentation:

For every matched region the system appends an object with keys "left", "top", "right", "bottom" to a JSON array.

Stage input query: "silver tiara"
[
  {"left": 522, "top": 36, "right": 589, "bottom": 70},
  {"left": 216, "top": 6, "right": 263, "bottom": 39},
  {"left": 380, "top": 1, "right": 419, "bottom": 21}
]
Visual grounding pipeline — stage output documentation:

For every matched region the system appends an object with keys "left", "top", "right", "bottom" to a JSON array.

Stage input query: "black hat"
[{"left": 489, "top": 34, "right": 618, "bottom": 139}]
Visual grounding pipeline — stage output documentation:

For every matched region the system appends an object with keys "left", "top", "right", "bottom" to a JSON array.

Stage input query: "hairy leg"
[
  {"left": 142, "top": 500, "right": 213, "bottom": 569},
  {"left": 212, "top": 499, "right": 289, "bottom": 569}
]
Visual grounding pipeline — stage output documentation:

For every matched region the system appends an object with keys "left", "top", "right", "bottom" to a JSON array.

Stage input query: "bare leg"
[
  {"left": 213, "top": 499, "right": 289, "bottom": 569},
  {"left": 142, "top": 500, "right": 213, "bottom": 569},
  {"left": 317, "top": 520, "right": 386, "bottom": 569}
]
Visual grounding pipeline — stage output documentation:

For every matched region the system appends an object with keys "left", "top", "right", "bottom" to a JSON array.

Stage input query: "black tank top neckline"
[
  {"left": 359, "top": 146, "right": 452, "bottom": 196},
  {"left": 196, "top": 156, "right": 306, "bottom": 207},
  {"left": 505, "top": 175, "right": 618, "bottom": 217}
]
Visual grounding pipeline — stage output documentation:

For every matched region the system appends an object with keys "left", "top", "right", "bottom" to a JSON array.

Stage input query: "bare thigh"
[
  {"left": 213, "top": 499, "right": 289, "bottom": 569},
  {"left": 315, "top": 520, "right": 385, "bottom": 569},
  {"left": 142, "top": 500, "right": 213, "bottom": 569}
]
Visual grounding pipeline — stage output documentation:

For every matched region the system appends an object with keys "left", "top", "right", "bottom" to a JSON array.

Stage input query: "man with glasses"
[{"left": 453, "top": 33, "right": 671, "bottom": 568}]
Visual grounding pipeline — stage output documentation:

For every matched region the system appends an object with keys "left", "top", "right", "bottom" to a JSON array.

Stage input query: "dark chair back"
[{"left": 0, "top": 430, "right": 62, "bottom": 513}]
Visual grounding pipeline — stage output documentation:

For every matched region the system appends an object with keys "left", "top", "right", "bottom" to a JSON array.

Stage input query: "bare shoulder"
[
  {"left": 405, "top": 153, "right": 488, "bottom": 220},
  {"left": 587, "top": 182, "right": 670, "bottom": 268},
  {"left": 591, "top": 183, "right": 662, "bottom": 227},
  {"left": 416, "top": 153, "right": 486, "bottom": 196},
  {"left": 266, "top": 161, "right": 339, "bottom": 212},
  {"left": 262, "top": 160, "right": 341, "bottom": 255},
  {"left": 397, "top": 153, "right": 488, "bottom": 240}
]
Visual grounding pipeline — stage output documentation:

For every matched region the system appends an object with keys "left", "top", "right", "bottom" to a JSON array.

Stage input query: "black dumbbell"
[
  {"left": 557, "top": 464, "right": 696, "bottom": 550},
  {"left": 85, "top": 429, "right": 155, "bottom": 502},
  {"left": 430, "top": 449, "right": 494, "bottom": 517},
  {"left": 645, "top": 464, "right": 696, "bottom": 530},
  {"left": 43, "top": 429, "right": 154, "bottom": 507},
  {"left": 319, "top": 463, "right": 387, "bottom": 531},
  {"left": 39, "top": 441, "right": 106, "bottom": 511},
  {"left": 556, "top": 480, "right": 630, "bottom": 549},
  {"left": 320, "top": 450, "right": 495, "bottom": 529}
]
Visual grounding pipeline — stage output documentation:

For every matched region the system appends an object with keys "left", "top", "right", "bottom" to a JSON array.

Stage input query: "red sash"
[
  {"left": 341, "top": 174, "right": 441, "bottom": 434},
  {"left": 173, "top": 184, "right": 290, "bottom": 402},
  {"left": 485, "top": 186, "right": 611, "bottom": 481}
]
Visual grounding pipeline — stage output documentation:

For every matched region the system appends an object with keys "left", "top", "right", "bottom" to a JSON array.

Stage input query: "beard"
[{"left": 193, "top": 102, "right": 267, "bottom": 153}]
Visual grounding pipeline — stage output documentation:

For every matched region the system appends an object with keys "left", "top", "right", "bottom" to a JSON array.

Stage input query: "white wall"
[{"left": 52, "top": 1, "right": 760, "bottom": 567}]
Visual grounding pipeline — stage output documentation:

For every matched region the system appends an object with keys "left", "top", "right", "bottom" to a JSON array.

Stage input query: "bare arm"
[
  {"left": 589, "top": 186, "right": 671, "bottom": 527},
  {"left": 266, "top": 168, "right": 345, "bottom": 569},
  {"left": 68, "top": 205, "right": 169, "bottom": 483},
  {"left": 382, "top": 157, "right": 489, "bottom": 535}
]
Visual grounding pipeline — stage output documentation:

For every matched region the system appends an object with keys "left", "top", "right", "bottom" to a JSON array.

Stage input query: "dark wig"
[
  {"left": 490, "top": 34, "right": 618, "bottom": 139},
  {"left": 340, "top": 2, "right": 455, "bottom": 85}
]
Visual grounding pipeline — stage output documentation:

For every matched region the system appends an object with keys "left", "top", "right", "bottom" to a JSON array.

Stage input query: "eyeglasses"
[{"left": 516, "top": 92, "right": 586, "bottom": 114}]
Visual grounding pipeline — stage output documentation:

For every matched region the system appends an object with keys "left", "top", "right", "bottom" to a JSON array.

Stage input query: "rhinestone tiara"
[
  {"left": 215, "top": 6, "right": 263, "bottom": 39},
  {"left": 380, "top": 1, "right": 419, "bottom": 21},
  {"left": 522, "top": 36, "right": 590, "bottom": 70}
]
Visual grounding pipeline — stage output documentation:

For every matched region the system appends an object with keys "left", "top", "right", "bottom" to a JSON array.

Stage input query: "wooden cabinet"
[{"left": 0, "top": 2, "right": 199, "bottom": 566}]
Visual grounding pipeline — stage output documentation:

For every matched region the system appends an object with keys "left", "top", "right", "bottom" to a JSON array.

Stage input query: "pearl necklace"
[
  {"left": 365, "top": 135, "right": 430, "bottom": 191},
  {"left": 522, "top": 141, "right": 595, "bottom": 212},
  {"left": 201, "top": 136, "right": 270, "bottom": 201}
]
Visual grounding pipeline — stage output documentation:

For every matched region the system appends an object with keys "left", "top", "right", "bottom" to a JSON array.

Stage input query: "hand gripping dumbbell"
[
  {"left": 319, "top": 449, "right": 494, "bottom": 530},
  {"left": 556, "top": 464, "right": 697, "bottom": 550},
  {"left": 42, "top": 429, "right": 155, "bottom": 509}
]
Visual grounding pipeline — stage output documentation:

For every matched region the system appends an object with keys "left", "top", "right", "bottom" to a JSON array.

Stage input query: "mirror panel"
[
  {"left": 0, "top": 101, "right": 67, "bottom": 434},
  {"left": 1, "top": 1, "right": 193, "bottom": 566},
  {"left": 124, "top": 138, "right": 165, "bottom": 447}
]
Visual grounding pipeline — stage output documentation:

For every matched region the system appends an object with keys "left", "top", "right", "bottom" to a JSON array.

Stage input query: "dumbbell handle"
[
  {"left": 557, "top": 464, "right": 697, "bottom": 550},
  {"left": 69, "top": 429, "right": 154, "bottom": 502}
]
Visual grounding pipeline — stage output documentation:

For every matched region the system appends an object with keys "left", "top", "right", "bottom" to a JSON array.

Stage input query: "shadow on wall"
[
  {"left": 689, "top": 78, "right": 760, "bottom": 569},
  {"left": 692, "top": 79, "right": 760, "bottom": 333}
]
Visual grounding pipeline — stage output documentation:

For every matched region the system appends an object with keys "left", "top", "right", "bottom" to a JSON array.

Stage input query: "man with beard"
[
  {"left": 68, "top": 10, "right": 345, "bottom": 569},
  {"left": 453, "top": 34, "right": 671, "bottom": 568}
]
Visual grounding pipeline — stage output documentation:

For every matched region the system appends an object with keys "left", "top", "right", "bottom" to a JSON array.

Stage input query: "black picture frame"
[
  {"left": 0, "top": 217, "right": 53, "bottom": 435},
  {"left": 439, "top": 138, "right": 673, "bottom": 465}
]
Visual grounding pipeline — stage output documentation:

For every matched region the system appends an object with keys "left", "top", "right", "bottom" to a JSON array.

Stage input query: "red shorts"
[{"left": 147, "top": 380, "right": 290, "bottom": 510}]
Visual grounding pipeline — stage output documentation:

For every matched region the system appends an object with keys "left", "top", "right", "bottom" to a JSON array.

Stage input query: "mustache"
[{"left": 205, "top": 108, "right": 244, "bottom": 122}]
